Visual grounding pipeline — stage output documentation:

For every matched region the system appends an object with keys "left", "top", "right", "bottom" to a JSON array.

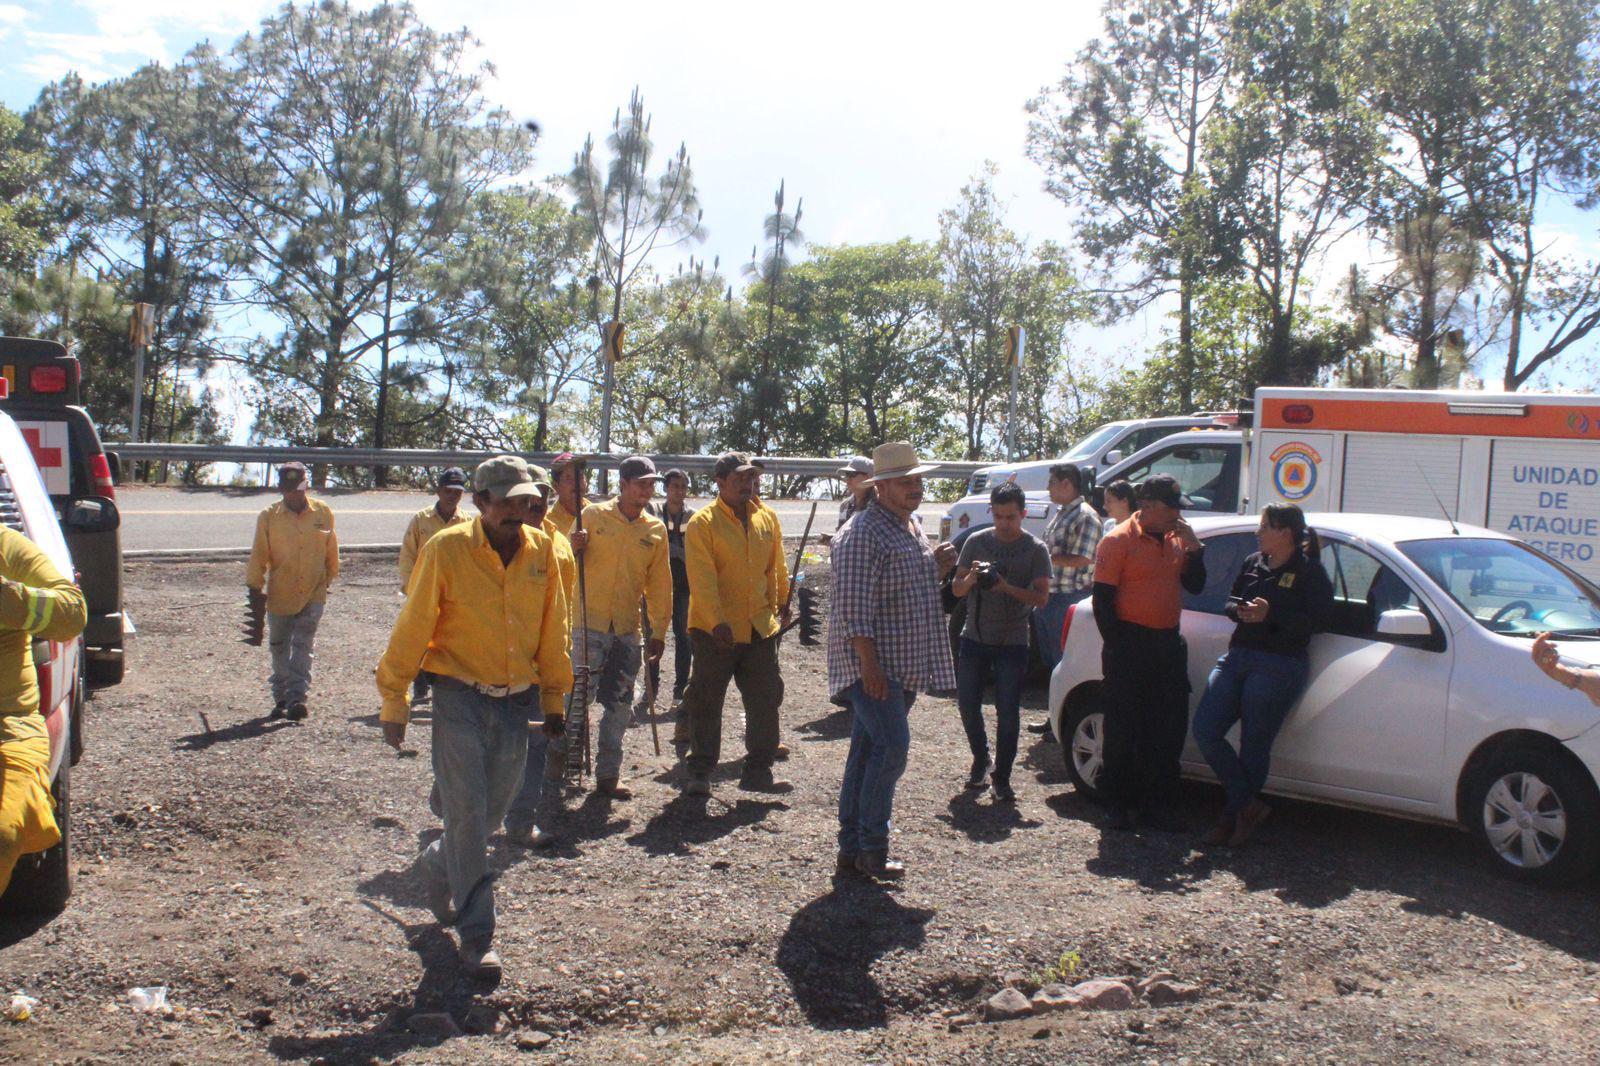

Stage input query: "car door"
[
  {"left": 1177, "top": 532, "right": 1258, "bottom": 769},
  {"left": 1267, "top": 538, "right": 1452, "bottom": 804}
]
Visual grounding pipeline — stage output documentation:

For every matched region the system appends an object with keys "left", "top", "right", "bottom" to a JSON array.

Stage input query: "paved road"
[{"left": 116, "top": 485, "right": 952, "bottom": 552}]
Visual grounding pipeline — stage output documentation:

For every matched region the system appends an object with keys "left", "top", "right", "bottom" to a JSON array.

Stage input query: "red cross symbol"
[{"left": 22, "top": 427, "right": 62, "bottom": 469}]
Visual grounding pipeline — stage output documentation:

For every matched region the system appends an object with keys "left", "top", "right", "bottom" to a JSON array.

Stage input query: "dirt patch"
[{"left": 3, "top": 552, "right": 1598, "bottom": 1063}]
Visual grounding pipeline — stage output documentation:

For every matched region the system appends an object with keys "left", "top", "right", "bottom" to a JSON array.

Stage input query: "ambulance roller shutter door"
[
  {"left": 1486, "top": 440, "right": 1600, "bottom": 583},
  {"left": 1342, "top": 435, "right": 1461, "bottom": 518}
]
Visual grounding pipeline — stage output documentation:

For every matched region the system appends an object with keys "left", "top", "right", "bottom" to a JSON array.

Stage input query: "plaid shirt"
[
  {"left": 1043, "top": 497, "right": 1103, "bottom": 594},
  {"left": 827, "top": 501, "right": 956, "bottom": 700}
]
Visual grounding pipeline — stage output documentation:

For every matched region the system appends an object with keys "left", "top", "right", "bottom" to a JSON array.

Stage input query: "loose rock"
[
  {"left": 516, "top": 1030, "right": 555, "bottom": 1050},
  {"left": 983, "top": 988, "right": 1036, "bottom": 1022},
  {"left": 1143, "top": 980, "right": 1201, "bottom": 1007},
  {"left": 407, "top": 1012, "right": 462, "bottom": 1038},
  {"left": 1031, "top": 984, "right": 1085, "bottom": 1013},
  {"left": 1072, "top": 979, "right": 1137, "bottom": 1011}
]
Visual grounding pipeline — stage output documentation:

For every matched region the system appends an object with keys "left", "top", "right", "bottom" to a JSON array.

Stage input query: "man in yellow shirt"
[
  {"left": 548, "top": 452, "right": 586, "bottom": 537},
  {"left": 246, "top": 461, "right": 338, "bottom": 721},
  {"left": 399, "top": 467, "right": 471, "bottom": 707},
  {"left": 0, "top": 526, "right": 88, "bottom": 899},
  {"left": 375, "top": 455, "right": 571, "bottom": 982},
  {"left": 568, "top": 455, "right": 670, "bottom": 800},
  {"left": 681, "top": 452, "right": 790, "bottom": 797}
]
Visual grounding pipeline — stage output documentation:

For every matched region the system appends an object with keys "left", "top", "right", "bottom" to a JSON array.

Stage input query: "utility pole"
[
  {"left": 128, "top": 302, "right": 155, "bottom": 443},
  {"left": 596, "top": 319, "right": 624, "bottom": 494},
  {"left": 1004, "top": 325, "right": 1024, "bottom": 461}
]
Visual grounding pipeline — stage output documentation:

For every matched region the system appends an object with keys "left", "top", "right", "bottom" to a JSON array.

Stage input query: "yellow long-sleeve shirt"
[
  {"left": 576, "top": 499, "right": 671, "bottom": 636},
  {"left": 399, "top": 503, "right": 471, "bottom": 593},
  {"left": 685, "top": 497, "right": 789, "bottom": 643},
  {"left": 544, "top": 518, "right": 577, "bottom": 611},
  {"left": 0, "top": 526, "right": 89, "bottom": 741},
  {"left": 0, "top": 527, "right": 89, "bottom": 894},
  {"left": 375, "top": 519, "right": 572, "bottom": 726},
  {"left": 549, "top": 498, "right": 582, "bottom": 537},
  {"left": 245, "top": 499, "right": 339, "bottom": 615}
]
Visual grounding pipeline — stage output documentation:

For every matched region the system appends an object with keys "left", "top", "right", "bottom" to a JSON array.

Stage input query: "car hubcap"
[
  {"left": 1072, "top": 712, "right": 1104, "bottom": 787},
  {"left": 1483, "top": 772, "right": 1566, "bottom": 869}
]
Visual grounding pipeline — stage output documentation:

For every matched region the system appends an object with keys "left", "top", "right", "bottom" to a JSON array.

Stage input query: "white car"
[{"left": 1048, "top": 512, "right": 1600, "bottom": 885}]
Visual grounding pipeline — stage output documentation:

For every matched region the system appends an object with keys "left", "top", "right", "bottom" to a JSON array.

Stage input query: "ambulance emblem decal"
[{"left": 1270, "top": 442, "right": 1321, "bottom": 502}]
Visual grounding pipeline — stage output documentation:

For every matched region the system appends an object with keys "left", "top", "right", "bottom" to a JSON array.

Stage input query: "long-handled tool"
[
  {"left": 637, "top": 602, "right": 663, "bottom": 756},
  {"left": 563, "top": 458, "right": 593, "bottom": 786},
  {"left": 776, "top": 500, "right": 820, "bottom": 644}
]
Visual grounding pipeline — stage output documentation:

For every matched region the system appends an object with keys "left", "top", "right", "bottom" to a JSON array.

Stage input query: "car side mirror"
[
  {"left": 64, "top": 495, "right": 120, "bottom": 534},
  {"left": 1376, "top": 608, "right": 1432, "bottom": 638},
  {"left": 1103, "top": 449, "right": 1123, "bottom": 465}
]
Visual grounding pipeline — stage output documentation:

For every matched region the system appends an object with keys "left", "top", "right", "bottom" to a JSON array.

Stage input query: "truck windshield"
[
  {"left": 1399, "top": 538, "right": 1600, "bottom": 638},
  {"left": 1061, "top": 424, "right": 1124, "bottom": 462}
]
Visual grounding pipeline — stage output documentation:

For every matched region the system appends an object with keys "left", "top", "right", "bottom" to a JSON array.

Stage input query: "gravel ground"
[{"left": 3, "top": 552, "right": 1599, "bottom": 1064}]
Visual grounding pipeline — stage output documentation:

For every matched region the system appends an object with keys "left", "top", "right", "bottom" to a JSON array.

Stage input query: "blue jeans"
[
  {"left": 956, "top": 638, "right": 1030, "bottom": 784},
  {"left": 417, "top": 679, "right": 531, "bottom": 949},
  {"left": 504, "top": 687, "right": 561, "bottom": 838},
  {"left": 1032, "top": 589, "right": 1088, "bottom": 669},
  {"left": 1191, "top": 646, "right": 1311, "bottom": 814},
  {"left": 837, "top": 679, "right": 917, "bottom": 855}
]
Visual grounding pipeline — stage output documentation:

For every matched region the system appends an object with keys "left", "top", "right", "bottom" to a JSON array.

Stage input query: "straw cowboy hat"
[{"left": 866, "top": 441, "right": 937, "bottom": 482}]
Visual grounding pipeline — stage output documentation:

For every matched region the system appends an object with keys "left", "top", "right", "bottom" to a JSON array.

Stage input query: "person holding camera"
[
  {"left": 1192, "top": 504, "right": 1333, "bottom": 846},
  {"left": 951, "top": 482, "right": 1051, "bottom": 802}
]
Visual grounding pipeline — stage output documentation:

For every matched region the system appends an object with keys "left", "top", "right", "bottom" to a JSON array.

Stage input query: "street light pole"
[{"left": 1004, "top": 325, "right": 1024, "bottom": 461}]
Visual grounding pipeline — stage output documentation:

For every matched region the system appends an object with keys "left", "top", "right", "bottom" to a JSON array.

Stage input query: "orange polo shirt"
[{"left": 1094, "top": 512, "right": 1194, "bottom": 630}]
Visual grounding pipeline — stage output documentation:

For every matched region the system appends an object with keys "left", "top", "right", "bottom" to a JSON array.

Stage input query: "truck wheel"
[
  {"left": 87, "top": 654, "right": 124, "bottom": 687},
  {"left": 1467, "top": 744, "right": 1600, "bottom": 886},
  {"left": 1061, "top": 697, "right": 1107, "bottom": 799},
  {"left": 1, "top": 760, "right": 72, "bottom": 912}
]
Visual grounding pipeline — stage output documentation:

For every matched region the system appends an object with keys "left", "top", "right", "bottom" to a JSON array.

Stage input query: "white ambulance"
[{"left": 1250, "top": 388, "right": 1600, "bottom": 584}]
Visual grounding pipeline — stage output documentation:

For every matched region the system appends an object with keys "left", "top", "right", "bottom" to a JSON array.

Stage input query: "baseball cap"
[
  {"left": 436, "top": 466, "right": 468, "bottom": 489},
  {"left": 618, "top": 455, "right": 660, "bottom": 481},
  {"left": 661, "top": 467, "right": 690, "bottom": 485},
  {"left": 836, "top": 455, "right": 873, "bottom": 478},
  {"left": 277, "top": 461, "right": 308, "bottom": 488},
  {"left": 473, "top": 455, "right": 549, "bottom": 501},
  {"left": 550, "top": 452, "right": 578, "bottom": 473},
  {"left": 713, "top": 451, "right": 759, "bottom": 479},
  {"left": 1136, "top": 474, "right": 1184, "bottom": 509}
]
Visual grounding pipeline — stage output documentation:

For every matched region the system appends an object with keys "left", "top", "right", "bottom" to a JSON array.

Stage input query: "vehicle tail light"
[
  {"left": 1281, "top": 403, "right": 1315, "bottom": 425},
  {"left": 30, "top": 365, "right": 70, "bottom": 394},
  {"left": 1061, "top": 601, "right": 1077, "bottom": 651},
  {"left": 90, "top": 453, "right": 116, "bottom": 501}
]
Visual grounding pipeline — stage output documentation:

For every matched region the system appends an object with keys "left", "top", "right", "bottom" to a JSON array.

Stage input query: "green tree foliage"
[
  {"left": 0, "top": 104, "right": 53, "bottom": 276},
  {"left": 188, "top": 1, "right": 530, "bottom": 479}
]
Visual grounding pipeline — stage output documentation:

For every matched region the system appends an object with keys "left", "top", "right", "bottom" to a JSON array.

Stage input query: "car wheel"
[
  {"left": 1468, "top": 745, "right": 1600, "bottom": 886},
  {"left": 1061, "top": 696, "right": 1106, "bottom": 799},
  {"left": 1, "top": 758, "right": 72, "bottom": 912}
]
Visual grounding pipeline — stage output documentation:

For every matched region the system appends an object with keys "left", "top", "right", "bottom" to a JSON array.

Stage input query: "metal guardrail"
[{"left": 114, "top": 444, "right": 988, "bottom": 480}]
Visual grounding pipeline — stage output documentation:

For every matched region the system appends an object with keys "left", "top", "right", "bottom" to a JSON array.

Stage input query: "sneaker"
[
  {"left": 1227, "top": 798, "right": 1272, "bottom": 847},
  {"left": 684, "top": 775, "right": 711, "bottom": 797},
  {"left": 1026, "top": 719, "right": 1052, "bottom": 735},
  {"left": 992, "top": 779, "right": 1017, "bottom": 804},
  {"left": 508, "top": 825, "right": 558, "bottom": 850},
  {"left": 1201, "top": 814, "right": 1236, "bottom": 847},
  {"left": 965, "top": 757, "right": 992, "bottom": 790},
  {"left": 773, "top": 743, "right": 790, "bottom": 761},
  {"left": 597, "top": 778, "right": 633, "bottom": 800},
  {"left": 738, "top": 767, "right": 792, "bottom": 793},
  {"left": 286, "top": 703, "right": 308, "bottom": 721},
  {"left": 269, "top": 701, "right": 286, "bottom": 720},
  {"left": 855, "top": 850, "right": 906, "bottom": 882},
  {"left": 459, "top": 942, "right": 502, "bottom": 981}
]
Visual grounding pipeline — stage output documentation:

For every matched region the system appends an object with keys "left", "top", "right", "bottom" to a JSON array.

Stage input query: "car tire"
[
  {"left": 1, "top": 758, "right": 72, "bottom": 912},
  {"left": 1467, "top": 744, "right": 1600, "bottom": 886},
  {"left": 1061, "top": 695, "right": 1107, "bottom": 800},
  {"left": 87, "top": 654, "right": 124, "bottom": 687}
]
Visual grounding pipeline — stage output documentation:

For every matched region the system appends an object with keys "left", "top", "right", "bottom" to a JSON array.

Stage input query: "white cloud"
[{"left": 0, "top": 5, "right": 28, "bottom": 26}]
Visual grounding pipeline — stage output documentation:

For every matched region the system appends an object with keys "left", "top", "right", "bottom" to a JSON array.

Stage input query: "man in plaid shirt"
[
  {"left": 1035, "top": 462, "right": 1101, "bottom": 670},
  {"left": 828, "top": 441, "right": 957, "bottom": 882}
]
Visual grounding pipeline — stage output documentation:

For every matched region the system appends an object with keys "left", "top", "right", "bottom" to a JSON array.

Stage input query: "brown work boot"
[
  {"left": 738, "top": 765, "right": 792, "bottom": 793},
  {"left": 286, "top": 703, "right": 308, "bottom": 721},
  {"left": 1228, "top": 798, "right": 1272, "bottom": 847},
  {"left": 855, "top": 851, "right": 906, "bottom": 882},
  {"left": 834, "top": 852, "right": 861, "bottom": 878},
  {"left": 458, "top": 941, "right": 502, "bottom": 982},
  {"left": 597, "top": 778, "right": 633, "bottom": 800},
  {"left": 1201, "top": 814, "right": 1236, "bottom": 847}
]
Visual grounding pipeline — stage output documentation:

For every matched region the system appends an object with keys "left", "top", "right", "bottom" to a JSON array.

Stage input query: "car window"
[
  {"left": 1184, "top": 532, "right": 1256, "bottom": 615},
  {"left": 1117, "top": 444, "right": 1237, "bottom": 513},
  {"left": 1399, "top": 537, "right": 1600, "bottom": 638},
  {"left": 1061, "top": 423, "right": 1125, "bottom": 462},
  {"left": 1320, "top": 540, "right": 1438, "bottom": 645},
  {"left": 1127, "top": 425, "right": 1183, "bottom": 455},
  {"left": 1013, "top": 467, "right": 1053, "bottom": 492}
]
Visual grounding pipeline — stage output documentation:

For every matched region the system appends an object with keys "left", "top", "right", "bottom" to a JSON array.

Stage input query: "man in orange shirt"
[{"left": 1091, "top": 474, "right": 1206, "bottom": 831}]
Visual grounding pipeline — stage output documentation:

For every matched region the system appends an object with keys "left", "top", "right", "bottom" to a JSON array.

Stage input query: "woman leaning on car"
[{"left": 1191, "top": 504, "right": 1334, "bottom": 848}]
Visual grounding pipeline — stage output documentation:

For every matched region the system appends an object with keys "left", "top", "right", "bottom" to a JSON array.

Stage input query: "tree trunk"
[{"left": 373, "top": 260, "right": 394, "bottom": 488}]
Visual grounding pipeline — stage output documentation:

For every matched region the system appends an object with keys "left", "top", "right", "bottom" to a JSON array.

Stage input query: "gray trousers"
[
  {"left": 564, "top": 628, "right": 643, "bottom": 782},
  {"left": 505, "top": 687, "right": 563, "bottom": 837},
  {"left": 417, "top": 679, "right": 531, "bottom": 949},
  {"left": 267, "top": 601, "right": 324, "bottom": 706}
]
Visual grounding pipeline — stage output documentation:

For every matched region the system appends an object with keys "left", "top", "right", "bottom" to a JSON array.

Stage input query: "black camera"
[{"left": 973, "top": 562, "right": 1001, "bottom": 591}]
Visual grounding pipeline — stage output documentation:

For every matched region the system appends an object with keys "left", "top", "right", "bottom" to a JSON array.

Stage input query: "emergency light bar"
[{"left": 1447, "top": 402, "right": 1528, "bottom": 417}]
